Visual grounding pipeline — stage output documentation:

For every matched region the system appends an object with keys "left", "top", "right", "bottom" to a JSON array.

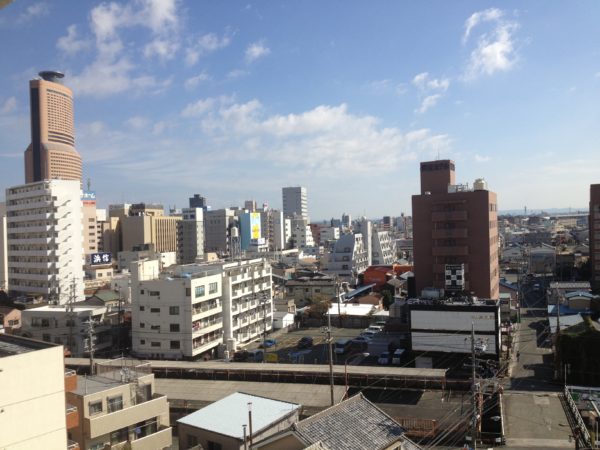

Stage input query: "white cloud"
[
  {"left": 412, "top": 72, "right": 450, "bottom": 92},
  {"left": 463, "top": 8, "right": 503, "bottom": 43},
  {"left": 474, "top": 154, "right": 491, "bottom": 162},
  {"left": 415, "top": 94, "right": 441, "bottom": 114},
  {"left": 17, "top": 2, "right": 49, "bottom": 24},
  {"left": 181, "top": 98, "right": 217, "bottom": 118},
  {"left": 245, "top": 40, "right": 271, "bottom": 63},
  {"left": 57, "top": 25, "right": 90, "bottom": 55},
  {"left": 184, "top": 71, "right": 211, "bottom": 89},
  {"left": 462, "top": 9, "right": 519, "bottom": 80},
  {"left": 185, "top": 32, "right": 232, "bottom": 66},
  {"left": 143, "top": 37, "right": 180, "bottom": 60},
  {"left": 227, "top": 69, "right": 249, "bottom": 79},
  {"left": 0, "top": 96, "right": 17, "bottom": 114},
  {"left": 126, "top": 116, "right": 149, "bottom": 129}
]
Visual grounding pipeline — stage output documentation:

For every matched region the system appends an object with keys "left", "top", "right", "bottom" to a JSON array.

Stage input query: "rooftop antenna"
[{"left": 87, "top": 178, "right": 91, "bottom": 191}]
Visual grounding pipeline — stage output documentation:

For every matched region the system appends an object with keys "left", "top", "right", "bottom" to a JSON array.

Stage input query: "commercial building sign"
[
  {"left": 81, "top": 190, "right": 96, "bottom": 206},
  {"left": 445, "top": 264, "right": 464, "bottom": 291},
  {"left": 87, "top": 252, "right": 112, "bottom": 266},
  {"left": 250, "top": 212, "right": 261, "bottom": 240}
]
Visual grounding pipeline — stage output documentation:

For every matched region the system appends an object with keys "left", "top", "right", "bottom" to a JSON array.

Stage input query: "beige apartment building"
[
  {"left": 24, "top": 71, "right": 82, "bottom": 183},
  {"left": 66, "top": 360, "right": 171, "bottom": 450},
  {"left": 0, "top": 334, "right": 71, "bottom": 450}
]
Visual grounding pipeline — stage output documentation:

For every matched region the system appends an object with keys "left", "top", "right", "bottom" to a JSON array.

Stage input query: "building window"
[
  {"left": 186, "top": 288, "right": 191, "bottom": 297},
  {"left": 170, "top": 324, "right": 180, "bottom": 332},
  {"left": 195, "top": 285, "right": 205, "bottom": 297},
  {"left": 209, "top": 282, "right": 218, "bottom": 294},
  {"left": 150, "top": 308, "right": 160, "bottom": 313},
  {"left": 151, "top": 342, "right": 161, "bottom": 347},
  {"left": 42, "top": 334, "right": 51, "bottom": 342},
  {"left": 140, "top": 323, "right": 145, "bottom": 328},
  {"left": 107, "top": 395, "right": 123, "bottom": 413},
  {"left": 89, "top": 400, "right": 103, "bottom": 415},
  {"left": 169, "top": 306, "right": 179, "bottom": 315},
  {"left": 90, "top": 443, "right": 104, "bottom": 450},
  {"left": 170, "top": 340, "right": 180, "bottom": 349},
  {"left": 208, "top": 441, "right": 223, "bottom": 450},
  {"left": 140, "top": 339, "right": 145, "bottom": 345},
  {"left": 150, "top": 325, "right": 160, "bottom": 331},
  {"left": 139, "top": 306, "right": 145, "bottom": 311},
  {"left": 149, "top": 291, "right": 160, "bottom": 296},
  {"left": 110, "top": 427, "right": 128, "bottom": 445}
]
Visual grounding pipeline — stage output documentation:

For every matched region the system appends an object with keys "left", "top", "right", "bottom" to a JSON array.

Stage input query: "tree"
[{"left": 381, "top": 289, "right": 394, "bottom": 311}]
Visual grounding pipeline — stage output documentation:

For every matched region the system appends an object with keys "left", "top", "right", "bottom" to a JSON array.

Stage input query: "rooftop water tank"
[{"left": 473, "top": 178, "right": 488, "bottom": 191}]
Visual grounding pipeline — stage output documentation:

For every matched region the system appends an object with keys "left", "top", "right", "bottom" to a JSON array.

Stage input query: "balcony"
[
  {"left": 130, "top": 426, "right": 172, "bottom": 450},
  {"left": 431, "top": 211, "right": 468, "bottom": 222},
  {"left": 67, "top": 439, "right": 80, "bottom": 450},
  {"left": 431, "top": 245, "right": 469, "bottom": 256},
  {"left": 432, "top": 228, "right": 468, "bottom": 239},
  {"left": 66, "top": 404, "right": 79, "bottom": 429},
  {"left": 85, "top": 394, "right": 169, "bottom": 439},
  {"left": 65, "top": 369, "right": 77, "bottom": 392}
]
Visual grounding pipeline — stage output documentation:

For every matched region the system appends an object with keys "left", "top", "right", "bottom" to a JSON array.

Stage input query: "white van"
[{"left": 334, "top": 339, "right": 352, "bottom": 354}]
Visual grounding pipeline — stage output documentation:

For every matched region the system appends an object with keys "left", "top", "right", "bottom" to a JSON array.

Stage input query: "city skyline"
[{"left": 0, "top": 1, "right": 599, "bottom": 219}]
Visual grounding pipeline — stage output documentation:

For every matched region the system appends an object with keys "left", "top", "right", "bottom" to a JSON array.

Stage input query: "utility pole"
[
  {"left": 324, "top": 306, "right": 335, "bottom": 406},
  {"left": 470, "top": 322, "right": 478, "bottom": 450},
  {"left": 86, "top": 316, "right": 96, "bottom": 375}
]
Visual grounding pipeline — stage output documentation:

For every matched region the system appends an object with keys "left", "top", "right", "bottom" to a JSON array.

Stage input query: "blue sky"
[{"left": 1, "top": 1, "right": 599, "bottom": 220}]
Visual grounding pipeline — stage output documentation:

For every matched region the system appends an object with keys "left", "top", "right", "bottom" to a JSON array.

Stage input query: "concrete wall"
[{"left": 0, "top": 343, "right": 67, "bottom": 449}]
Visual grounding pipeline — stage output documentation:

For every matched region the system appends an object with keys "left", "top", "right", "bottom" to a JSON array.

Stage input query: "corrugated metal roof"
[{"left": 177, "top": 392, "right": 300, "bottom": 439}]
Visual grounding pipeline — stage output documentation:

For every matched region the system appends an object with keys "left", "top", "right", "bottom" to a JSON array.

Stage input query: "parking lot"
[{"left": 242, "top": 326, "right": 408, "bottom": 366}]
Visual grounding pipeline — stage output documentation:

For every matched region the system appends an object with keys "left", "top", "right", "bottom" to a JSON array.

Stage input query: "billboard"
[
  {"left": 81, "top": 190, "right": 96, "bottom": 206},
  {"left": 87, "top": 252, "right": 112, "bottom": 266},
  {"left": 250, "top": 212, "right": 261, "bottom": 240},
  {"left": 445, "top": 264, "right": 464, "bottom": 291}
]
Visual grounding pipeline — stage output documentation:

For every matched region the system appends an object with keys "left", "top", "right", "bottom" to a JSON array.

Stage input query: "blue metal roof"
[{"left": 344, "top": 283, "right": 377, "bottom": 300}]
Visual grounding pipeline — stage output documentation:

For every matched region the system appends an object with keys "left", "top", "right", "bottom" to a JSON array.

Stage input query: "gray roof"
[
  {"left": 177, "top": 392, "right": 300, "bottom": 439},
  {"left": 293, "top": 393, "right": 415, "bottom": 450}
]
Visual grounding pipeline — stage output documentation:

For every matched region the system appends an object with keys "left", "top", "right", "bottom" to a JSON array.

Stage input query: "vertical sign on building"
[
  {"left": 445, "top": 264, "right": 464, "bottom": 291},
  {"left": 250, "top": 212, "right": 261, "bottom": 240}
]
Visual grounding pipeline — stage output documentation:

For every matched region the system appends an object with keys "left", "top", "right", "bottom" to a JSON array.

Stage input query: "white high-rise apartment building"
[
  {"left": 323, "top": 233, "right": 368, "bottom": 284},
  {"left": 0, "top": 202, "right": 7, "bottom": 291},
  {"left": 282, "top": 186, "right": 308, "bottom": 221},
  {"left": 372, "top": 231, "right": 397, "bottom": 265},
  {"left": 6, "top": 180, "right": 84, "bottom": 303},
  {"left": 132, "top": 262, "right": 223, "bottom": 360},
  {"left": 178, "top": 207, "right": 204, "bottom": 264}
]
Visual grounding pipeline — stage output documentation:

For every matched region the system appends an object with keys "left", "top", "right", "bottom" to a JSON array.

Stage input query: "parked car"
[
  {"left": 297, "top": 336, "right": 314, "bottom": 349},
  {"left": 260, "top": 338, "right": 277, "bottom": 348},
  {"left": 334, "top": 338, "right": 352, "bottom": 354},
  {"left": 233, "top": 350, "right": 249, "bottom": 362},
  {"left": 378, "top": 352, "right": 390, "bottom": 365},
  {"left": 246, "top": 349, "right": 264, "bottom": 362},
  {"left": 360, "top": 330, "right": 377, "bottom": 339},
  {"left": 392, "top": 348, "right": 405, "bottom": 365},
  {"left": 366, "top": 325, "right": 384, "bottom": 333}
]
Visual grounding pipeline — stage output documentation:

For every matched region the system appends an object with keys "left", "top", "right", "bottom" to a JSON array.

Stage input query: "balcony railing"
[{"left": 67, "top": 439, "right": 80, "bottom": 450}]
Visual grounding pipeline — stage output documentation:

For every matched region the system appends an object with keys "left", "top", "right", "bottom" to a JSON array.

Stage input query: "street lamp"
[{"left": 344, "top": 353, "right": 369, "bottom": 400}]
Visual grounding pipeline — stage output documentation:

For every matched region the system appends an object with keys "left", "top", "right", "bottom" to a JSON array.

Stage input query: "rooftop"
[
  {"left": 177, "top": 392, "right": 300, "bottom": 439},
  {"left": 0, "top": 334, "right": 57, "bottom": 358},
  {"left": 73, "top": 375, "right": 125, "bottom": 395},
  {"left": 293, "top": 393, "right": 417, "bottom": 450}
]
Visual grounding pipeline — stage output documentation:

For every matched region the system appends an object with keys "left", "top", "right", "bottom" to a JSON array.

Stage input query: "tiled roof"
[{"left": 293, "top": 393, "right": 415, "bottom": 450}]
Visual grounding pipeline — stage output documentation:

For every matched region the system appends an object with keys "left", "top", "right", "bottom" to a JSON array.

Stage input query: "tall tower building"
[
  {"left": 590, "top": 184, "right": 600, "bottom": 293},
  {"left": 282, "top": 186, "right": 308, "bottom": 221},
  {"left": 412, "top": 160, "right": 499, "bottom": 299},
  {"left": 24, "top": 71, "right": 82, "bottom": 183}
]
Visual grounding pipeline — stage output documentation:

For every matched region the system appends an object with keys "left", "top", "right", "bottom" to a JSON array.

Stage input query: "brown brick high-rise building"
[
  {"left": 24, "top": 71, "right": 82, "bottom": 183},
  {"left": 590, "top": 184, "right": 600, "bottom": 293},
  {"left": 412, "top": 160, "right": 499, "bottom": 299}
]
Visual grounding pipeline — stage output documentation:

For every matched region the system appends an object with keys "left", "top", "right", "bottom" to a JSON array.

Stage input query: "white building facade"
[
  {"left": 6, "top": 180, "right": 84, "bottom": 303},
  {"left": 323, "top": 233, "right": 369, "bottom": 284},
  {"left": 178, "top": 207, "right": 204, "bottom": 264},
  {"left": 0, "top": 202, "right": 7, "bottom": 291},
  {"left": 218, "top": 258, "right": 273, "bottom": 350},
  {"left": 131, "top": 264, "right": 223, "bottom": 360},
  {"left": 371, "top": 231, "right": 396, "bottom": 265},
  {"left": 282, "top": 186, "right": 308, "bottom": 221}
]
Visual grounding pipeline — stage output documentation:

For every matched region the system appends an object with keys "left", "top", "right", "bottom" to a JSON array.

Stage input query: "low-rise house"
[
  {"left": 177, "top": 392, "right": 300, "bottom": 450},
  {"left": 254, "top": 393, "right": 420, "bottom": 450},
  {"left": 66, "top": 360, "right": 171, "bottom": 450}
]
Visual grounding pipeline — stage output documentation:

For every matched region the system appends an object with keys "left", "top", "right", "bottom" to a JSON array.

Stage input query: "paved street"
[{"left": 502, "top": 279, "right": 573, "bottom": 449}]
